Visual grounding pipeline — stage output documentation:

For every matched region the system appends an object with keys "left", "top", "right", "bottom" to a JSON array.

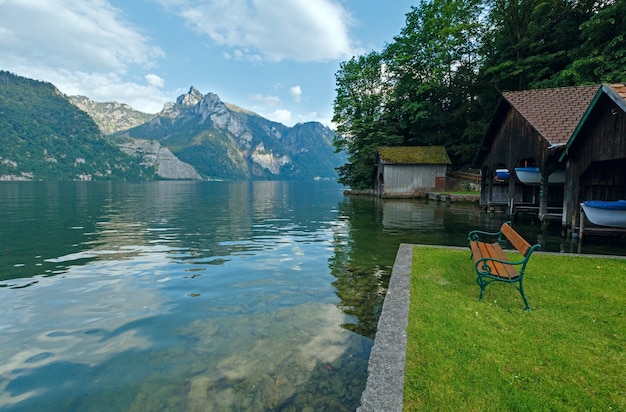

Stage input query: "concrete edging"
[{"left": 357, "top": 243, "right": 413, "bottom": 412}]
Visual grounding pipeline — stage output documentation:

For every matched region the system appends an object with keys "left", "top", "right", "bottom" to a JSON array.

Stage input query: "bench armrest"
[
  {"left": 467, "top": 229, "right": 502, "bottom": 242},
  {"left": 468, "top": 221, "right": 512, "bottom": 243},
  {"left": 475, "top": 256, "right": 527, "bottom": 276}
]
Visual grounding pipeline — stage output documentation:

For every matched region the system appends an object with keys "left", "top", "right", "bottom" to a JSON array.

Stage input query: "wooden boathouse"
[
  {"left": 560, "top": 84, "right": 626, "bottom": 230},
  {"left": 375, "top": 146, "right": 451, "bottom": 197},
  {"left": 476, "top": 83, "right": 626, "bottom": 234}
]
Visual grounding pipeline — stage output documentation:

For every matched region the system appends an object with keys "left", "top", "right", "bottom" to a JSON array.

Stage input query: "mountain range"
[
  {"left": 114, "top": 86, "right": 343, "bottom": 181},
  {"left": 0, "top": 71, "right": 343, "bottom": 181}
]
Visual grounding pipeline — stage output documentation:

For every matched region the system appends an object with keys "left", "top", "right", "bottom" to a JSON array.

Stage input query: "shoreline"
[{"left": 344, "top": 189, "right": 480, "bottom": 203}]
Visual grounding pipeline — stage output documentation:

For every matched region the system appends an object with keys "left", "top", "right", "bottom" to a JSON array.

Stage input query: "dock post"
[
  {"left": 579, "top": 203, "right": 585, "bottom": 241},
  {"left": 507, "top": 197, "right": 515, "bottom": 216}
]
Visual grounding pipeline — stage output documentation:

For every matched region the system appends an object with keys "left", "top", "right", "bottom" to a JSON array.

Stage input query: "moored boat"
[
  {"left": 495, "top": 169, "right": 509, "bottom": 180},
  {"left": 581, "top": 200, "right": 626, "bottom": 228},
  {"left": 514, "top": 167, "right": 565, "bottom": 185}
]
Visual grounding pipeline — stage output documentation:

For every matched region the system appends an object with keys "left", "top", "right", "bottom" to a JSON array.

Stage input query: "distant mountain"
[
  {"left": 117, "top": 138, "right": 202, "bottom": 180},
  {"left": 0, "top": 71, "right": 343, "bottom": 181},
  {"left": 69, "top": 95, "right": 154, "bottom": 135},
  {"left": 115, "top": 87, "right": 343, "bottom": 180},
  {"left": 68, "top": 94, "right": 204, "bottom": 180},
  {"left": 0, "top": 71, "right": 153, "bottom": 181}
]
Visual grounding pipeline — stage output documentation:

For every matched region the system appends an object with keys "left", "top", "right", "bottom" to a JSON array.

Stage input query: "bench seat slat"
[
  {"left": 479, "top": 243, "right": 503, "bottom": 276},
  {"left": 501, "top": 223, "right": 532, "bottom": 256},
  {"left": 486, "top": 244, "right": 518, "bottom": 279},
  {"left": 470, "top": 241, "right": 518, "bottom": 279}
]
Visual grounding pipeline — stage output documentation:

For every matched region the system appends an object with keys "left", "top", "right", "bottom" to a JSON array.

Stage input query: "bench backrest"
[{"left": 501, "top": 222, "right": 532, "bottom": 256}]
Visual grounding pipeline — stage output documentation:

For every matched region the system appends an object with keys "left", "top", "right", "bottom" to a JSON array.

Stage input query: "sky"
[{"left": 0, "top": 0, "right": 416, "bottom": 128}]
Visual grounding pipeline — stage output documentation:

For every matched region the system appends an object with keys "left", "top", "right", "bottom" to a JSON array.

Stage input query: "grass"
[{"left": 404, "top": 246, "right": 626, "bottom": 411}]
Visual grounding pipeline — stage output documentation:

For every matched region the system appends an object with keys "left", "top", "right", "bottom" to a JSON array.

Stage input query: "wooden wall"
[
  {"left": 481, "top": 109, "right": 548, "bottom": 172},
  {"left": 378, "top": 164, "right": 448, "bottom": 196},
  {"left": 563, "top": 93, "right": 626, "bottom": 225},
  {"left": 479, "top": 108, "right": 557, "bottom": 208}
]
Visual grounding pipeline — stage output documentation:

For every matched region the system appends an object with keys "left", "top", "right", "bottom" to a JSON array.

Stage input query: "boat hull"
[
  {"left": 495, "top": 169, "right": 509, "bottom": 180},
  {"left": 514, "top": 167, "right": 565, "bottom": 185},
  {"left": 581, "top": 200, "right": 626, "bottom": 228}
]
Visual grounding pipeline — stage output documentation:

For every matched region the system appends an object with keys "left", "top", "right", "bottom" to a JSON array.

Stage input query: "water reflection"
[
  {"left": 374, "top": 196, "right": 626, "bottom": 255},
  {"left": 329, "top": 195, "right": 625, "bottom": 339},
  {"left": 0, "top": 182, "right": 623, "bottom": 411},
  {"left": 0, "top": 181, "right": 373, "bottom": 411}
]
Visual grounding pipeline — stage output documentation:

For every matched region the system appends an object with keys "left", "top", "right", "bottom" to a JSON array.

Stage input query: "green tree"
[
  {"left": 555, "top": 0, "right": 626, "bottom": 84},
  {"left": 332, "top": 0, "right": 625, "bottom": 189},
  {"left": 332, "top": 52, "right": 400, "bottom": 189},
  {"left": 382, "top": 0, "right": 485, "bottom": 165},
  {"left": 480, "top": 0, "right": 593, "bottom": 90}
]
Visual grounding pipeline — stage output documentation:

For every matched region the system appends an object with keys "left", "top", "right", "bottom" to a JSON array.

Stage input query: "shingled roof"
[
  {"left": 378, "top": 146, "right": 451, "bottom": 165},
  {"left": 604, "top": 83, "right": 626, "bottom": 111},
  {"left": 560, "top": 83, "right": 626, "bottom": 160},
  {"left": 610, "top": 83, "right": 626, "bottom": 98},
  {"left": 502, "top": 85, "right": 600, "bottom": 145}
]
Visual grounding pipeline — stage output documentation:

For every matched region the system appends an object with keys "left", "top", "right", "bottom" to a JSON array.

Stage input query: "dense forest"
[
  {"left": 332, "top": 0, "right": 626, "bottom": 189},
  {"left": 0, "top": 71, "right": 153, "bottom": 180}
]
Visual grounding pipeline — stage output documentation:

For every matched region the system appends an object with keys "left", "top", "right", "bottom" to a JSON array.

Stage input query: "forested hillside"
[
  {"left": 0, "top": 71, "right": 153, "bottom": 180},
  {"left": 333, "top": 0, "right": 626, "bottom": 189}
]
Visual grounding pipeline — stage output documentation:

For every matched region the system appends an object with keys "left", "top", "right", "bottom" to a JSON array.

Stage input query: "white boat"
[
  {"left": 514, "top": 167, "right": 565, "bottom": 185},
  {"left": 581, "top": 200, "right": 626, "bottom": 228}
]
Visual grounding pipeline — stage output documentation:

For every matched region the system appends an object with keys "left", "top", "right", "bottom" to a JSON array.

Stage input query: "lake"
[{"left": 0, "top": 181, "right": 623, "bottom": 411}]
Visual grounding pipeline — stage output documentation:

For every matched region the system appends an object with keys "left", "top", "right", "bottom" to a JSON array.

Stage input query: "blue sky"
[{"left": 0, "top": 0, "right": 415, "bottom": 127}]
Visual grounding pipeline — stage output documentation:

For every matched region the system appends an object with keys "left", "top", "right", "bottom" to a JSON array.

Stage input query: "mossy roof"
[{"left": 378, "top": 146, "right": 451, "bottom": 165}]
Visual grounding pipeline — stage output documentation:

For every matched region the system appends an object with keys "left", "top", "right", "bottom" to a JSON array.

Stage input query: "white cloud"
[
  {"left": 9, "top": 66, "right": 168, "bottom": 113},
  {"left": 289, "top": 85, "right": 302, "bottom": 103},
  {"left": 248, "top": 93, "right": 282, "bottom": 107},
  {"left": 85, "top": 79, "right": 169, "bottom": 113},
  {"left": 0, "top": 0, "right": 168, "bottom": 113},
  {"left": 145, "top": 73, "right": 165, "bottom": 89},
  {"left": 159, "top": 0, "right": 357, "bottom": 62},
  {"left": 223, "top": 49, "right": 263, "bottom": 62},
  {"left": 0, "top": 0, "right": 163, "bottom": 72},
  {"left": 261, "top": 108, "right": 333, "bottom": 129},
  {"left": 294, "top": 111, "right": 334, "bottom": 129},
  {"left": 0, "top": 0, "right": 348, "bottom": 121},
  {"left": 266, "top": 109, "right": 294, "bottom": 126}
]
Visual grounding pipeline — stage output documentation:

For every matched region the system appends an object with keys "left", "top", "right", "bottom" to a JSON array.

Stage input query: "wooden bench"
[{"left": 467, "top": 222, "right": 540, "bottom": 310}]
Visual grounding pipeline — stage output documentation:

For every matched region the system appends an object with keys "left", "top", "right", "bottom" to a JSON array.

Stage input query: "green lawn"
[{"left": 404, "top": 246, "right": 626, "bottom": 411}]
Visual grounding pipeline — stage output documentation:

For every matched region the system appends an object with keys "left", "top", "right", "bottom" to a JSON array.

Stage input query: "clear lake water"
[{"left": 0, "top": 181, "right": 624, "bottom": 411}]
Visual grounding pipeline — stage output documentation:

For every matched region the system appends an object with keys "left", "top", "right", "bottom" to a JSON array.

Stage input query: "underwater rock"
[{"left": 187, "top": 376, "right": 212, "bottom": 412}]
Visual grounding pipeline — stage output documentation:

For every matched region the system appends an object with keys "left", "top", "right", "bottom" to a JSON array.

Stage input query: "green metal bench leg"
[
  {"left": 518, "top": 281, "right": 531, "bottom": 311},
  {"left": 477, "top": 276, "right": 531, "bottom": 310},
  {"left": 476, "top": 276, "right": 486, "bottom": 302}
]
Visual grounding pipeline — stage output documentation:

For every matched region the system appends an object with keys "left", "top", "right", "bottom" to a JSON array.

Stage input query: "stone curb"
[{"left": 356, "top": 243, "right": 412, "bottom": 412}]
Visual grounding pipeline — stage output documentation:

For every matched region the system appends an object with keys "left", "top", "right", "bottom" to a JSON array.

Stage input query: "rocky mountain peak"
[
  {"left": 176, "top": 86, "right": 204, "bottom": 107},
  {"left": 195, "top": 92, "right": 231, "bottom": 122},
  {"left": 118, "top": 84, "right": 342, "bottom": 181},
  {"left": 171, "top": 88, "right": 231, "bottom": 125}
]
